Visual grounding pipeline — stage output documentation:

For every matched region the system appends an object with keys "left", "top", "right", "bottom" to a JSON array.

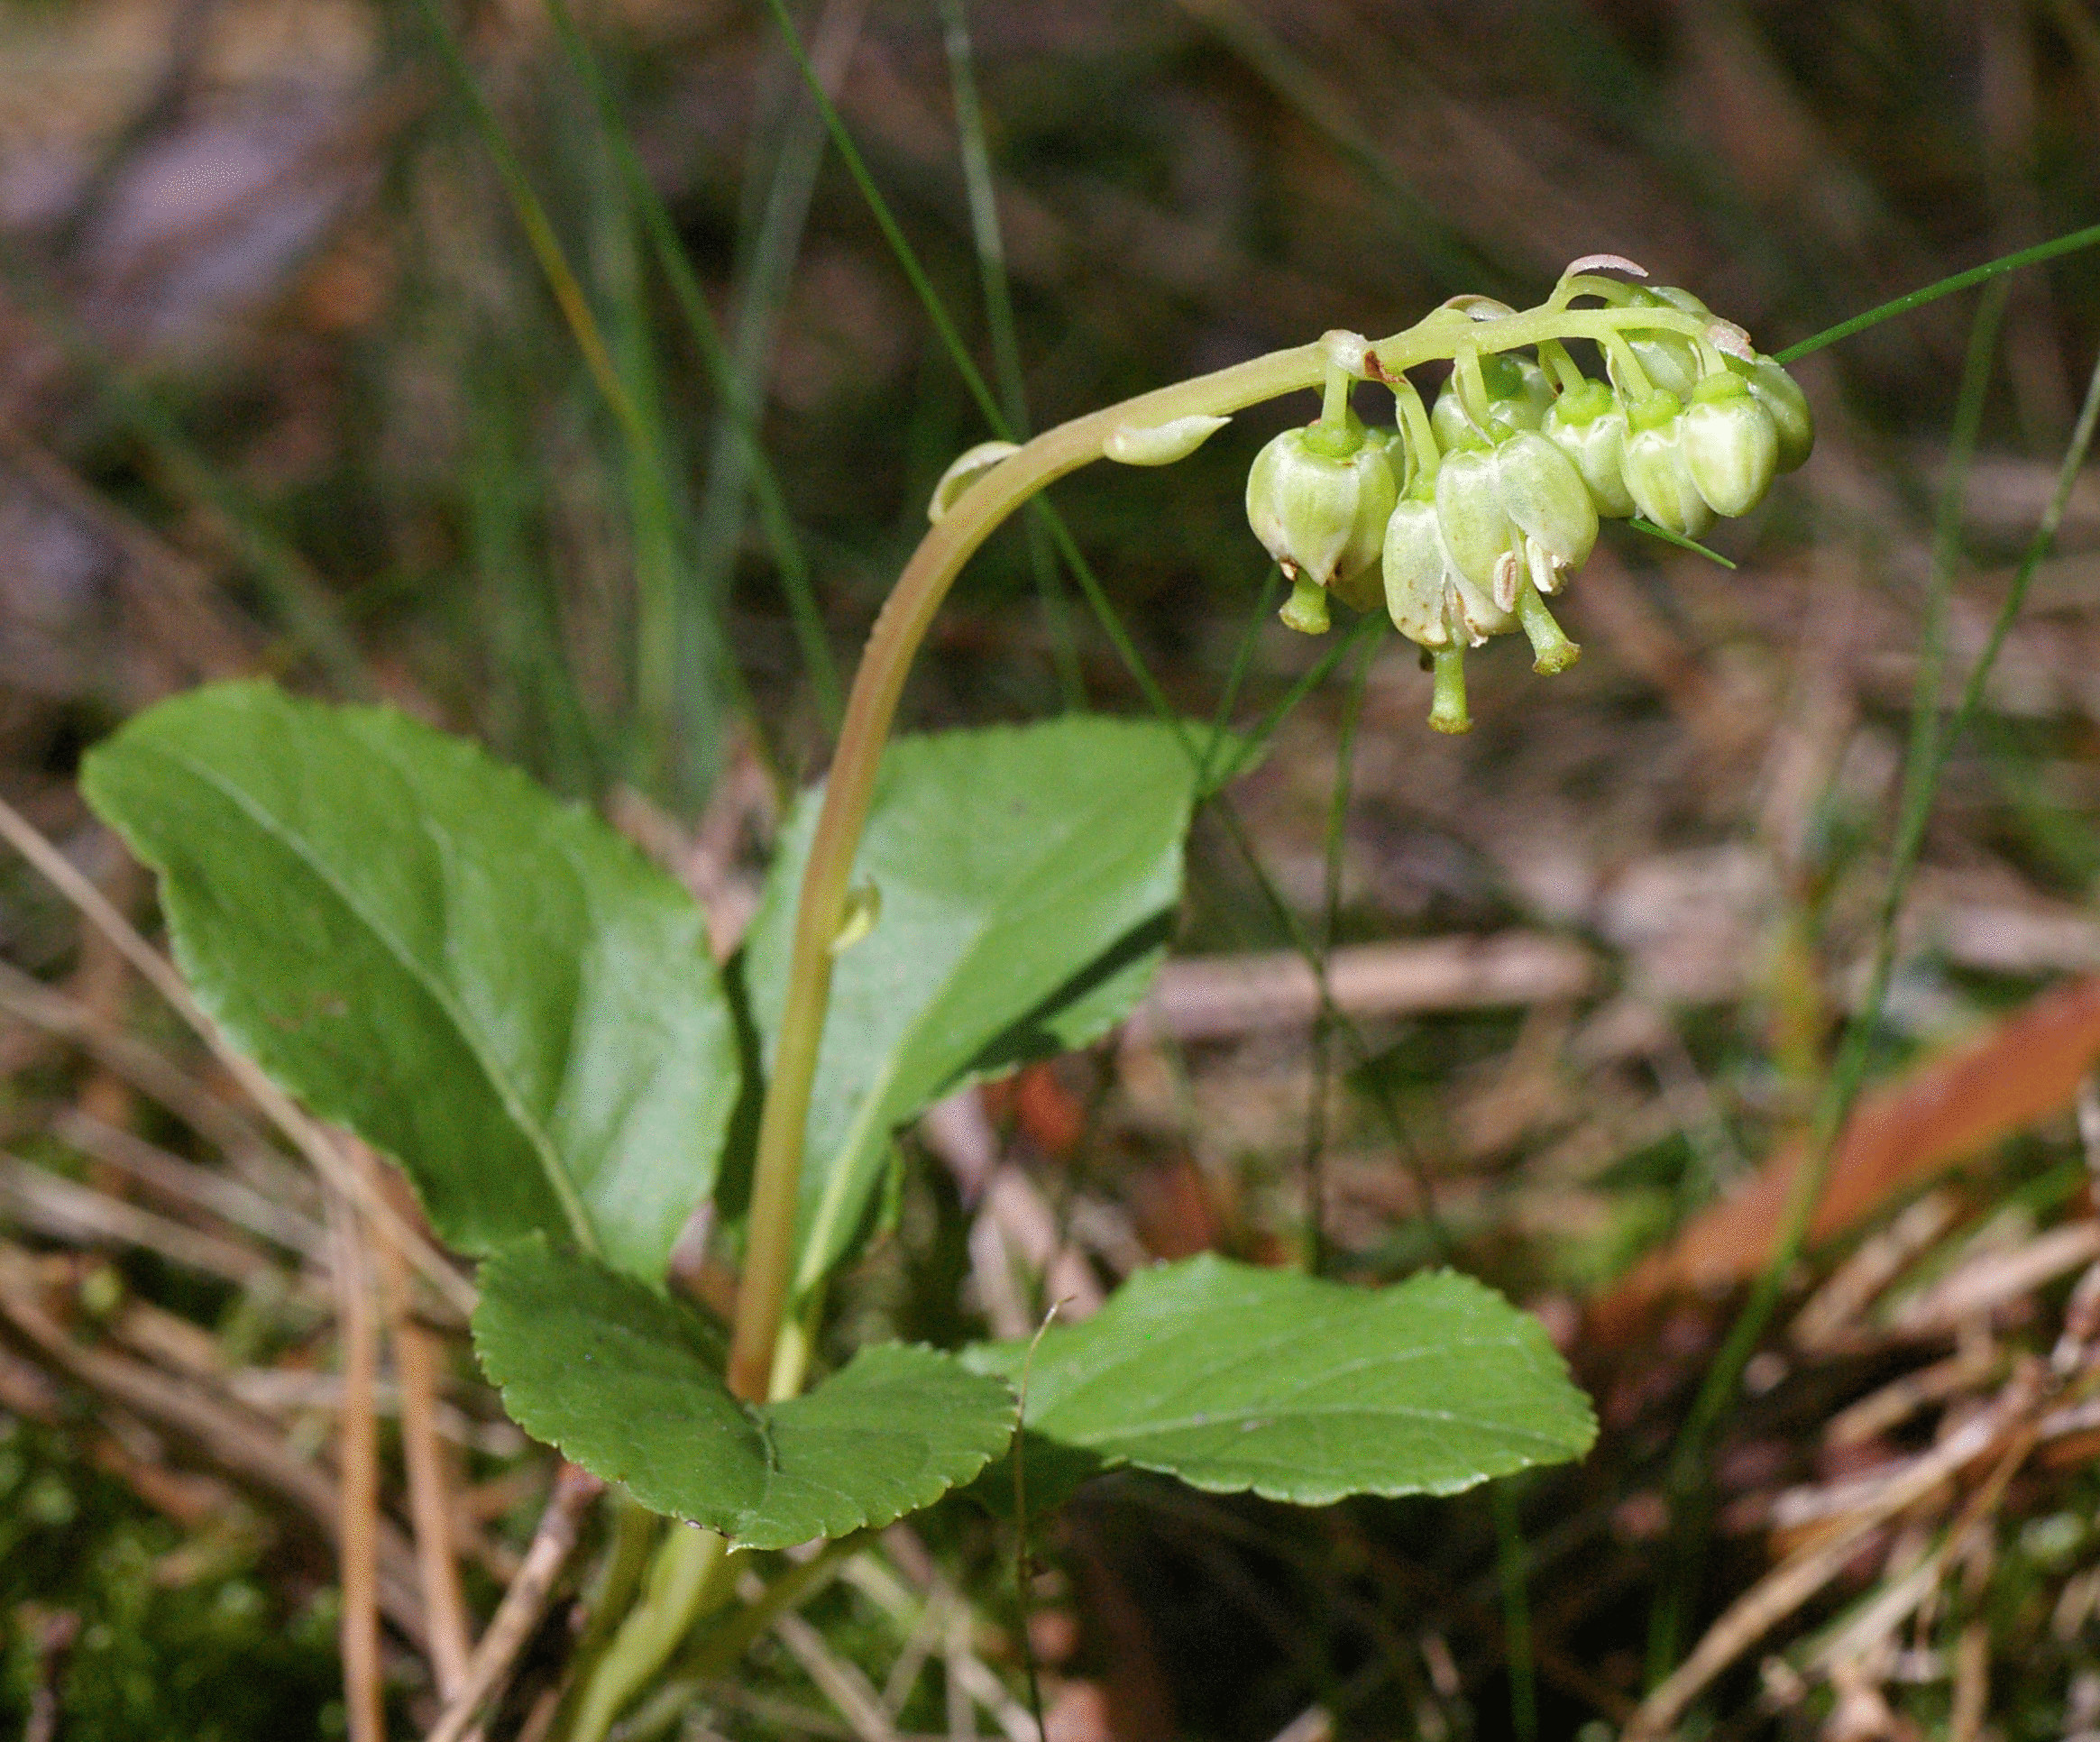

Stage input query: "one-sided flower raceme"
[{"left": 1235, "top": 267, "right": 1815, "bottom": 730}]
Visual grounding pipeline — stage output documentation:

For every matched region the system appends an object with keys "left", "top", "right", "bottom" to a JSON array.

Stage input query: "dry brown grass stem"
[
  {"left": 422, "top": 1462, "right": 604, "bottom": 1742},
  {"left": 327, "top": 1181, "right": 387, "bottom": 1742},
  {"left": 53, "top": 1105, "right": 329, "bottom": 1259},
  {"left": 370, "top": 1151, "right": 474, "bottom": 1702},
  {"left": 766, "top": 1593, "right": 901, "bottom": 1742},
  {"left": 0, "top": 1150, "right": 314, "bottom": 1295},
  {"left": 0, "top": 1240, "right": 427, "bottom": 1640},
  {"left": 1626, "top": 1371, "right": 2044, "bottom": 1739},
  {"left": 0, "top": 792, "right": 478, "bottom": 1318},
  {"left": 0, "top": 957, "right": 273, "bottom": 1161}
]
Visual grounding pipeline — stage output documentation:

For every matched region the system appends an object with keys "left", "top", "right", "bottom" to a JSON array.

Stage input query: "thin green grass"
[
  {"left": 677, "top": 0, "right": 850, "bottom": 747},
  {"left": 1302, "top": 630, "right": 1373, "bottom": 1279},
  {"left": 407, "top": 0, "right": 755, "bottom": 794},
  {"left": 1646, "top": 275, "right": 2013, "bottom": 1686},
  {"left": 543, "top": 0, "right": 843, "bottom": 734},
  {"left": 936, "top": 0, "right": 1086, "bottom": 707},
  {"left": 1778, "top": 223, "right": 2100, "bottom": 362}
]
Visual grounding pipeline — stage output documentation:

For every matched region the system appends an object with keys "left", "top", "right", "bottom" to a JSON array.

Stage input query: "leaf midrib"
[
  {"left": 155, "top": 736, "right": 599, "bottom": 1255},
  {"left": 792, "top": 761, "right": 1183, "bottom": 1291}
]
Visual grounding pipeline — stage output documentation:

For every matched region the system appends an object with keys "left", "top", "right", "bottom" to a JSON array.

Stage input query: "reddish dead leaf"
[
  {"left": 1591, "top": 975, "right": 2100, "bottom": 1343},
  {"left": 993, "top": 1061, "right": 1086, "bottom": 1158},
  {"left": 1123, "top": 1154, "right": 1226, "bottom": 1261}
]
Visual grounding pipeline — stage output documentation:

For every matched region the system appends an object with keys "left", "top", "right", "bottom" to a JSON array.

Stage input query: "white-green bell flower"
[
  {"left": 1380, "top": 489, "right": 1456, "bottom": 650},
  {"left": 1732, "top": 353, "right": 1814, "bottom": 473},
  {"left": 1433, "top": 446, "right": 1513, "bottom": 596},
  {"left": 1495, "top": 431, "right": 1599, "bottom": 597},
  {"left": 1329, "top": 428, "right": 1405, "bottom": 615},
  {"left": 1621, "top": 391, "right": 1716, "bottom": 538},
  {"left": 1680, "top": 372, "right": 1779, "bottom": 517},
  {"left": 1542, "top": 379, "right": 1637, "bottom": 518},
  {"left": 1244, "top": 412, "right": 1398, "bottom": 595}
]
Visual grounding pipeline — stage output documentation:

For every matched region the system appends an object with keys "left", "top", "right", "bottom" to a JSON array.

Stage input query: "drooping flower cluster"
[{"left": 1241, "top": 261, "right": 1812, "bottom": 732}]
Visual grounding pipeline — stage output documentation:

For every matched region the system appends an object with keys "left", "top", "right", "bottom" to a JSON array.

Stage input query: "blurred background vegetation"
[{"left": 5, "top": 0, "right": 2100, "bottom": 1736}]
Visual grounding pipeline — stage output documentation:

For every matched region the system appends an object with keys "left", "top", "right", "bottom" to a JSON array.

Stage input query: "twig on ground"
[
  {"left": 0, "top": 1151, "right": 311, "bottom": 1294},
  {"left": 1888, "top": 1219, "right": 2100, "bottom": 1335},
  {"left": 0, "top": 958, "right": 271, "bottom": 1163},
  {"left": 1628, "top": 1368, "right": 2044, "bottom": 1738},
  {"left": 1123, "top": 934, "right": 1597, "bottom": 1044},
  {"left": 423, "top": 1462, "right": 604, "bottom": 1742},
  {"left": 769, "top": 1600, "right": 901, "bottom": 1742},
  {"left": 0, "top": 1240, "right": 427, "bottom": 1642},
  {"left": 842, "top": 1539, "right": 1037, "bottom": 1742},
  {"left": 0, "top": 793, "right": 477, "bottom": 1318},
  {"left": 370, "top": 1151, "right": 473, "bottom": 1702},
  {"left": 327, "top": 1183, "right": 386, "bottom": 1742},
  {"left": 53, "top": 1105, "right": 329, "bottom": 1259}
]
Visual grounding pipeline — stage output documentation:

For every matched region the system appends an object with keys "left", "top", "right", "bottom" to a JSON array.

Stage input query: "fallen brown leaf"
[{"left": 1591, "top": 975, "right": 2100, "bottom": 1343}]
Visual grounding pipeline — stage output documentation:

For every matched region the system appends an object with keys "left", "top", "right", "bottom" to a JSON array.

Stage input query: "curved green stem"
[
  {"left": 1318, "top": 355, "right": 1353, "bottom": 430},
  {"left": 566, "top": 1527, "right": 734, "bottom": 1742},
  {"left": 1391, "top": 379, "right": 1440, "bottom": 480},
  {"left": 1536, "top": 338, "right": 1586, "bottom": 396},
  {"left": 723, "top": 336, "right": 1322, "bottom": 1398},
  {"left": 1453, "top": 343, "right": 1493, "bottom": 433},
  {"left": 1602, "top": 328, "right": 1655, "bottom": 403}
]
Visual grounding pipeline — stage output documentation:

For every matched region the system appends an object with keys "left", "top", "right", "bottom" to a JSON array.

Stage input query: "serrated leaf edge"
[{"left": 472, "top": 1247, "right": 1015, "bottom": 1550}]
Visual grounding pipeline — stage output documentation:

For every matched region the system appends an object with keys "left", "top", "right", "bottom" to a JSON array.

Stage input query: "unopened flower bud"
[
  {"left": 1737, "top": 353, "right": 1814, "bottom": 473},
  {"left": 1431, "top": 353, "right": 1556, "bottom": 450},
  {"left": 1621, "top": 392, "right": 1716, "bottom": 538},
  {"left": 1245, "top": 415, "right": 1398, "bottom": 590},
  {"left": 1543, "top": 380, "right": 1637, "bottom": 518},
  {"left": 1621, "top": 287, "right": 1703, "bottom": 400},
  {"left": 1681, "top": 372, "right": 1778, "bottom": 517},
  {"left": 1495, "top": 432, "right": 1598, "bottom": 591}
]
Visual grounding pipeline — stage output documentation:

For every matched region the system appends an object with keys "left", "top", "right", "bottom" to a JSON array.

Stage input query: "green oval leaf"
[
  {"left": 473, "top": 1238, "right": 1016, "bottom": 1548},
  {"left": 81, "top": 682, "right": 739, "bottom": 1283},
  {"left": 745, "top": 718, "right": 1210, "bottom": 1297},
  {"left": 965, "top": 1253, "right": 1595, "bottom": 1504}
]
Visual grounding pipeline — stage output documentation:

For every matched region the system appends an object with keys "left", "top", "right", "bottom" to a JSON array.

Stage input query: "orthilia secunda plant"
[{"left": 729, "top": 252, "right": 1813, "bottom": 1539}]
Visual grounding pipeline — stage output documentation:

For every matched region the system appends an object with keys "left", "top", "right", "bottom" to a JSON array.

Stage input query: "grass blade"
[
  {"left": 542, "top": 0, "right": 842, "bottom": 732},
  {"left": 1779, "top": 221, "right": 2100, "bottom": 362},
  {"left": 936, "top": 0, "right": 1085, "bottom": 706},
  {"left": 1646, "top": 275, "right": 2012, "bottom": 1691}
]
